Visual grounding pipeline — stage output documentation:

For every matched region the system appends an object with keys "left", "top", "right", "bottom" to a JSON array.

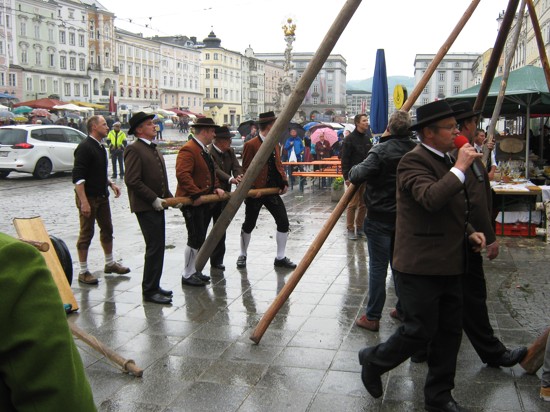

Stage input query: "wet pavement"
[{"left": 1, "top": 128, "right": 549, "bottom": 411}]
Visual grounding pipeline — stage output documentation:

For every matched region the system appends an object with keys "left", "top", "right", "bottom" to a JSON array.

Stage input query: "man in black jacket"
[
  {"left": 73, "top": 115, "right": 130, "bottom": 285},
  {"left": 341, "top": 114, "right": 372, "bottom": 240},
  {"left": 349, "top": 111, "right": 417, "bottom": 331}
]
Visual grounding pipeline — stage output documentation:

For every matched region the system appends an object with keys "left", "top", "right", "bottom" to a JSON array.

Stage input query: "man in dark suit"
[
  {"left": 124, "top": 112, "right": 174, "bottom": 304},
  {"left": 208, "top": 126, "right": 243, "bottom": 270},
  {"left": 358, "top": 101, "right": 486, "bottom": 412},
  {"left": 236, "top": 111, "right": 296, "bottom": 270},
  {"left": 176, "top": 118, "right": 225, "bottom": 286},
  {"left": 450, "top": 101, "right": 527, "bottom": 368}
]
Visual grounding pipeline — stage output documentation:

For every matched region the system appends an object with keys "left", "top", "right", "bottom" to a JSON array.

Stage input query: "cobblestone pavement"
[{"left": 1, "top": 129, "right": 548, "bottom": 411}]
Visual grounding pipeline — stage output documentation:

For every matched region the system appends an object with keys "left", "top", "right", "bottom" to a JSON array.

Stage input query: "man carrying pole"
[{"left": 236, "top": 111, "right": 296, "bottom": 270}]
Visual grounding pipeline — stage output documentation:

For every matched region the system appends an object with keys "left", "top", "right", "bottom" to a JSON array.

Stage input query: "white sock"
[
  {"left": 79, "top": 262, "right": 88, "bottom": 274},
  {"left": 105, "top": 253, "right": 114, "bottom": 266},
  {"left": 276, "top": 231, "right": 288, "bottom": 260},
  {"left": 183, "top": 246, "right": 197, "bottom": 278},
  {"left": 240, "top": 231, "right": 251, "bottom": 256}
]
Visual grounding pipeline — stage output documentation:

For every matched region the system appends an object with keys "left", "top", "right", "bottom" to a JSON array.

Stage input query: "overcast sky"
[{"left": 100, "top": 0, "right": 507, "bottom": 80}]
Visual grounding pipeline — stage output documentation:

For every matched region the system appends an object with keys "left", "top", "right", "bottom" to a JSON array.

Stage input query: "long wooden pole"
[
  {"left": 162, "top": 188, "right": 280, "bottom": 208},
  {"left": 484, "top": 0, "right": 526, "bottom": 168},
  {"left": 69, "top": 322, "right": 143, "bottom": 377},
  {"left": 526, "top": 0, "right": 550, "bottom": 89},
  {"left": 249, "top": 0, "right": 483, "bottom": 345},
  {"left": 402, "top": 0, "right": 481, "bottom": 112},
  {"left": 474, "top": 0, "right": 520, "bottom": 112},
  {"left": 194, "top": 0, "right": 363, "bottom": 272}
]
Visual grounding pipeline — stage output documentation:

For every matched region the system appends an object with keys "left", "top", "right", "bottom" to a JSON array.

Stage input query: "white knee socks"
[
  {"left": 183, "top": 246, "right": 197, "bottom": 278},
  {"left": 240, "top": 231, "right": 251, "bottom": 256},
  {"left": 276, "top": 231, "right": 288, "bottom": 260}
]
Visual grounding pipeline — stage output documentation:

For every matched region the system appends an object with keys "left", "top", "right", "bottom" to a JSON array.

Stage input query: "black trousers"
[
  {"left": 462, "top": 250, "right": 507, "bottom": 363},
  {"left": 136, "top": 210, "right": 165, "bottom": 295},
  {"left": 241, "top": 194, "right": 289, "bottom": 234},
  {"left": 210, "top": 201, "right": 227, "bottom": 265},
  {"left": 363, "top": 270, "right": 463, "bottom": 406},
  {"left": 182, "top": 204, "right": 213, "bottom": 249}
]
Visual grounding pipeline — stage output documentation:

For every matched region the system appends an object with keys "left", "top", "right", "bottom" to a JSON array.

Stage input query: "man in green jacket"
[{"left": 0, "top": 232, "right": 96, "bottom": 411}]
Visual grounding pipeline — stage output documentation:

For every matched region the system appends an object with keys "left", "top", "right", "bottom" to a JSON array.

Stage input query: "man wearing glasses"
[{"left": 358, "top": 101, "right": 485, "bottom": 412}]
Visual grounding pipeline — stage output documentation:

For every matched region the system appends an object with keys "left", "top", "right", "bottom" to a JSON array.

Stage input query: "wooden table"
[{"left": 282, "top": 158, "right": 342, "bottom": 191}]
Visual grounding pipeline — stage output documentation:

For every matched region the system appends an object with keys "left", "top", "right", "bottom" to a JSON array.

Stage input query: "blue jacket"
[{"left": 284, "top": 136, "right": 304, "bottom": 161}]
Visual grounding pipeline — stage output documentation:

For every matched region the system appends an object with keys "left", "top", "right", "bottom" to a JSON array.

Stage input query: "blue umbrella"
[
  {"left": 370, "top": 49, "right": 389, "bottom": 134},
  {"left": 303, "top": 121, "right": 320, "bottom": 131}
]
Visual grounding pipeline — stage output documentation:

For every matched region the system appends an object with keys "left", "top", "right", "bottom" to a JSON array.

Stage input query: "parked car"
[
  {"left": 230, "top": 131, "right": 244, "bottom": 157},
  {"left": 0, "top": 125, "right": 87, "bottom": 179}
]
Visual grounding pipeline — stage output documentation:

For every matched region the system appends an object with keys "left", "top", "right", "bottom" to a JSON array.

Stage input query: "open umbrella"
[
  {"left": 0, "top": 110, "right": 14, "bottom": 120},
  {"left": 288, "top": 122, "right": 306, "bottom": 138},
  {"left": 238, "top": 120, "right": 257, "bottom": 137},
  {"left": 310, "top": 127, "right": 338, "bottom": 146},
  {"left": 303, "top": 121, "right": 320, "bottom": 131},
  {"left": 370, "top": 49, "right": 389, "bottom": 134},
  {"left": 308, "top": 122, "right": 335, "bottom": 134},
  {"left": 13, "top": 106, "right": 33, "bottom": 114},
  {"left": 31, "top": 108, "right": 50, "bottom": 117}
]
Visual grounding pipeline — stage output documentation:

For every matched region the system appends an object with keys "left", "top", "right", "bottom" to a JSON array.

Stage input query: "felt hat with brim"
[
  {"left": 193, "top": 117, "right": 220, "bottom": 129},
  {"left": 449, "top": 101, "right": 482, "bottom": 121},
  {"left": 128, "top": 112, "right": 155, "bottom": 135},
  {"left": 257, "top": 111, "right": 277, "bottom": 124},
  {"left": 215, "top": 126, "right": 232, "bottom": 139},
  {"left": 409, "top": 100, "right": 464, "bottom": 131}
]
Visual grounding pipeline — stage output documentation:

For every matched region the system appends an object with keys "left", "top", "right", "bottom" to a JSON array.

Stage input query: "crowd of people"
[{"left": 3, "top": 101, "right": 549, "bottom": 410}]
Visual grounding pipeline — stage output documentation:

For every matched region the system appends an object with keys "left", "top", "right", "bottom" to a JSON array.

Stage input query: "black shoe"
[
  {"left": 143, "top": 292, "right": 172, "bottom": 304},
  {"left": 195, "top": 272, "right": 210, "bottom": 283},
  {"left": 211, "top": 263, "right": 225, "bottom": 270},
  {"left": 486, "top": 346, "right": 528, "bottom": 368},
  {"left": 274, "top": 257, "right": 297, "bottom": 268},
  {"left": 158, "top": 288, "right": 173, "bottom": 296},
  {"left": 425, "top": 399, "right": 469, "bottom": 412},
  {"left": 358, "top": 348, "right": 383, "bottom": 398},
  {"left": 181, "top": 273, "right": 206, "bottom": 287},
  {"left": 411, "top": 350, "right": 428, "bottom": 363},
  {"left": 237, "top": 255, "right": 247, "bottom": 268}
]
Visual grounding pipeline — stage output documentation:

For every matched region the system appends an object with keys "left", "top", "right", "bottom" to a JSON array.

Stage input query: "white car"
[{"left": 0, "top": 125, "right": 87, "bottom": 179}]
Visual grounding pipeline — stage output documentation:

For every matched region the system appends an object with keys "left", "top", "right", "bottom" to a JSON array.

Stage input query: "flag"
[{"left": 109, "top": 90, "right": 116, "bottom": 114}]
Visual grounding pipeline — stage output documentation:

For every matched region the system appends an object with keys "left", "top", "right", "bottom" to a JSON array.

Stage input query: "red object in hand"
[{"left": 454, "top": 135, "right": 469, "bottom": 149}]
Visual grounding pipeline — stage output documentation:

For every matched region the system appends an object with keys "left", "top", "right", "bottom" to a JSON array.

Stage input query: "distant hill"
[{"left": 347, "top": 76, "right": 415, "bottom": 93}]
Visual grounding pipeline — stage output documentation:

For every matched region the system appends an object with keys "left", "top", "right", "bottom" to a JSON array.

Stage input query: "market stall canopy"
[
  {"left": 0, "top": 92, "right": 17, "bottom": 99},
  {"left": 53, "top": 103, "right": 93, "bottom": 112},
  {"left": 156, "top": 108, "right": 177, "bottom": 117},
  {"left": 12, "top": 105, "right": 33, "bottom": 114},
  {"left": 70, "top": 100, "right": 105, "bottom": 109},
  {"left": 447, "top": 65, "right": 550, "bottom": 116},
  {"left": 14, "top": 98, "right": 67, "bottom": 110}
]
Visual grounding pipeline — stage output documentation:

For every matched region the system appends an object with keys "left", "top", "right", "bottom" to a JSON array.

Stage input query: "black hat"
[
  {"left": 193, "top": 117, "right": 220, "bottom": 129},
  {"left": 128, "top": 112, "right": 155, "bottom": 135},
  {"left": 215, "top": 126, "right": 232, "bottom": 139},
  {"left": 409, "top": 100, "right": 464, "bottom": 131},
  {"left": 257, "top": 111, "right": 277, "bottom": 124},
  {"left": 449, "top": 101, "right": 482, "bottom": 121}
]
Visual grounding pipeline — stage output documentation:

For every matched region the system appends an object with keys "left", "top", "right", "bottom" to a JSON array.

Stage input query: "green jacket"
[
  {"left": 0, "top": 233, "right": 96, "bottom": 411},
  {"left": 106, "top": 129, "right": 127, "bottom": 151}
]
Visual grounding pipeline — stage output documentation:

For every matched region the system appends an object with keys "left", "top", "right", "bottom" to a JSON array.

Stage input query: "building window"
[
  {"left": 423, "top": 86, "right": 429, "bottom": 94},
  {"left": 69, "top": 32, "right": 75, "bottom": 46},
  {"left": 83, "top": 84, "right": 89, "bottom": 97},
  {"left": 422, "top": 97, "right": 429, "bottom": 104},
  {"left": 453, "top": 85, "right": 460, "bottom": 94},
  {"left": 214, "top": 88, "right": 218, "bottom": 98},
  {"left": 79, "top": 34, "right": 84, "bottom": 47},
  {"left": 70, "top": 57, "right": 76, "bottom": 70},
  {"left": 64, "top": 83, "right": 71, "bottom": 95},
  {"left": 49, "top": 53, "right": 54, "bottom": 67},
  {"left": 214, "top": 53, "right": 219, "bottom": 60},
  {"left": 20, "top": 22, "right": 26, "bottom": 37},
  {"left": 128, "top": 63, "right": 132, "bottom": 75},
  {"left": 34, "top": 25, "right": 39, "bottom": 39},
  {"left": 313, "top": 97, "right": 318, "bottom": 105},
  {"left": 438, "top": 85, "right": 444, "bottom": 94},
  {"left": 40, "top": 78, "right": 46, "bottom": 92},
  {"left": 438, "top": 71, "right": 445, "bottom": 81},
  {"left": 8, "top": 73, "right": 16, "bottom": 87},
  {"left": 48, "top": 28, "right": 54, "bottom": 42},
  {"left": 213, "top": 68, "right": 218, "bottom": 79},
  {"left": 453, "top": 71, "right": 460, "bottom": 82},
  {"left": 205, "top": 88, "right": 210, "bottom": 98},
  {"left": 74, "top": 83, "right": 80, "bottom": 96},
  {"left": 21, "top": 49, "right": 27, "bottom": 64},
  {"left": 79, "top": 57, "right": 85, "bottom": 71},
  {"left": 60, "top": 55, "right": 66, "bottom": 69},
  {"left": 0, "top": 73, "right": 4, "bottom": 86},
  {"left": 328, "top": 97, "right": 332, "bottom": 104},
  {"left": 53, "top": 79, "right": 59, "bottom": 93},
  {"left": 59, "top": 31, "right": 66, "bottom": 44},
  {"left": 26, "top": 77, "right": 32, "bottom": 90},
  {"left": 205, "top": 53, "right": 210, "bottom": 60},
  {"left": 35, "top": 51, "right": 41, "bottom": 65},
  {"left": 205, "top": 68, "right": 210, "bottom": 79}
]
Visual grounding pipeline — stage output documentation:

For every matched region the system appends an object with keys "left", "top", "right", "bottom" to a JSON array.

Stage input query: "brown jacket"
[
  {"left": 209, "top": 144, "right": 243, "bottom": 193},
  {"left": 176, "top": 138, "right": 219, "bottom": 199},
  {"left": 242, "top": 136, "right": 287, "bottom": 189},
  {"left": 124, "top": 139, "right": 172, "bottom": 213},
  {"left": 393, "top": 144, "right": 474, "bottom": 276}
]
